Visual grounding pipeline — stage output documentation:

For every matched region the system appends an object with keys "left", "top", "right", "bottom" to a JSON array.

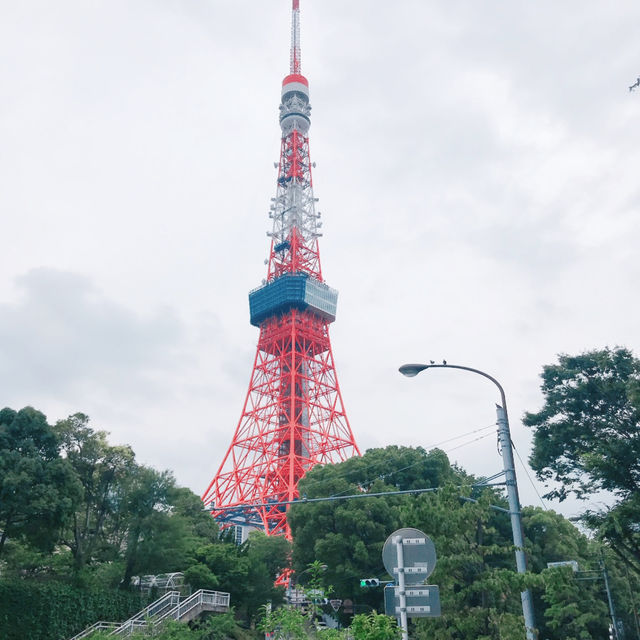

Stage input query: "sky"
[{"left": 1, "top": 1, "right": 639, "bottom": 522}]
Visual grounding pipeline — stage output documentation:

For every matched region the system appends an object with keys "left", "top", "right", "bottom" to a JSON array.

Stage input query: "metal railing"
[
  {"left": 68, "top": 589, "right": 230, "bottom": 639},
  {"left": 69, "top": 621, "right": 120, "bottom": 640},
  {"left": 131, "top": 571, "right": 185, "bottom": 594},
  {"left": 155, "top": 589, "right": 231, "bottom": 625},
  {"left": 110, "top": 591, "right": 181, "bottom": 636}
]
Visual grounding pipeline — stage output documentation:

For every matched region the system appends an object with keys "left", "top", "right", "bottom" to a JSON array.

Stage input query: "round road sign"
[{"left": 382, "top": 527, "right": 436, "bottom": 584}]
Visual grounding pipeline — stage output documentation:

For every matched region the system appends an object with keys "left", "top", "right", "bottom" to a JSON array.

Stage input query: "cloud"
[
  {"left": 0, "top": 268, "right": 185, "bottom": 401},
  {"left": 0, "top": 1, "right": 639, "bottom": 516},
  {"left": 0, "top": 267, "right": 257, "bottom": 496}
]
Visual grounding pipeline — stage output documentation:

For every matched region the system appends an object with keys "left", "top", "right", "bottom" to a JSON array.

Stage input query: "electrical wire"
[
  {"left": 216, "top": 482, "right": 512, "bottom": 516},
  {"left": 325, "top": 424, "right": 497, "bottom": 499},
  {"left": 425, "top": 423, "right": 496, "bottom": 450},
  {"left": 444, "top": 430, "right": 496, "bottom": 453},
  {"left": 298, "top": 422, "right": 498, "bottom": 498},
  {"left": 511, "top": 441, "right": 548, "bottom": 510}
]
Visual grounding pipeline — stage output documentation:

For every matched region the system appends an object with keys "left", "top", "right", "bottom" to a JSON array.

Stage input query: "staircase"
[{"left": 69, "top": 589, "right": 230, "bottom": 639}]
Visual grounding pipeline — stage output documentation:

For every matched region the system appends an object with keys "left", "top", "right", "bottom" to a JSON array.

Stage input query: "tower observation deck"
[{"left": 202, "top": 0, "right": 360, "bottom": 539}]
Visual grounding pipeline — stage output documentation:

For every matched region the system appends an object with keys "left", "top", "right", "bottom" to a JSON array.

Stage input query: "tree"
[
  {"left": 541, "top": 565, "right": 608, "bottom": 640},
  {"left": 184, "top": 531, "right": 289, "bottom": 623},
  {"left": 523, "top": 508, "right": 594, "bottom": 574},
  {"left": 243, "top": 531, "right": 290, "bottom": 621},
  {"left": 524, "top": 347, "right": 640, "bottom": 572},
  {"left": 290, "top": 444, "right": 625, "bottom": 639},
  {"left": 0, "top": 407, "right": 80, "bottom": 556},
  {"left": 54, "top": 413, "right": 135, "bottom": 573},
  {"left": 521, "top": 507, "right": 628, "bottom": 640},
  {"left": 186, "top": 541, "right": 249, "bottom": 594},
  {"left": 119, "top": 465, "right": 176, "bottom": 588},
  {"left": 289, "top": 446, "right": 453, "bottom": 607},
  {"left": 169, "top": 486, "right": 219, "bottom": 544},
  {"left": 126, "top": 486, "right": 219, "bottom": 585}
]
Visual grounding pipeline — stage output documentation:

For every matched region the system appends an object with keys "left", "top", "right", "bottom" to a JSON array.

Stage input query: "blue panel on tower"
[{"left": 249, "top": 274, "right": 338, "bottom": 326}]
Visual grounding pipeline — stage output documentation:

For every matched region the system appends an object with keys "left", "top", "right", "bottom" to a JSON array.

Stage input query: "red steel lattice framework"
[{"left": 202, "top": 0, "right": 360, "bottom": 540}]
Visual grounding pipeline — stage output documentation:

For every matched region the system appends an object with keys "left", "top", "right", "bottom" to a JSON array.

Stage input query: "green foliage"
[
  {"left": 541, "top": 566, "right": 608, "bottom": 639},
  {"left": 170, "top": 486, "right": 219, "bottom": 543},
  {"left": 258, "top": 605, "right": 397, "bottom": 640},
  {"left": 197, "top": 610, "right": 240, "bottom": 640},
  {"left": 150, "top": 620, "right": 202, "bottom": 640},
  {"left": 187, "top": 542, "right": 250, "bottom": 594},
  {"left": 0, "top": 578, "right": 147, "bottom": 640},
  {"left": 290, "top": 445, "right": 519, "bottom": 624},
  {"left": 119, "top": 464, "right": 178, "bottom": 587},
  {"left": 304, "top": 560, "right": 330, "bottom": 594},
  {"left": 350, "top": 612, "right": 401, "bottom": 640},
  {"left": 289, "top": 444, "right": 630, "bottom": 640},
  {"left": 183, "top": 534, "right": 288, "bottom": 621},
  {"left": 54, "top": 413, "right": 136, "bottom": 575},
  {"left": 4, "top": 405, "right": 635, "bottom": 640},
  {"left": 0, "top": 538, "right": 75, "bottom": 579},
  {"left": 258, "top": 604, "right": 308, "bottom": 640},
  {"left": 50, "top": 412, "right": 221, "bottom": 587},
  {"left": 184, "top": 530, "right": 290, "bottom": 623},
  {"left": 0, "top": 407, "right": 265, "bottom": 636},
  {"left": 242, "top": 531, "right": 290, "bottom": 620},
  {"left": 0, "top": 407, "right": 81, "bottom": 555},
  {"left": 317, "top": 629, "right": 347, "bottom": 640},
  {"left": 408, "top": 486, "right": 529, "bottom": 640},
  {"left": 523, "top": 508, "right": 592, "bottom": 574},
  {"left": 184, "top": 562, "right": 220, "bottom": 590},
  {"left": 524, "top": 347, "right": 640, "bottom": 574},
  {"left": 80, "top": 611, "right": 243, "bottom": 640},
  {"left": 289, "top": 446, "right": 453, "bottom": 606},
  {"left": 525, "top": 347, "right": 640, "bottom": 501}
]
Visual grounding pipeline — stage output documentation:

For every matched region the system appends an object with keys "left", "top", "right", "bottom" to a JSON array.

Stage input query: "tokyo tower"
[{"left": 202, "top": 0, "right": 360, "bottom": 539}]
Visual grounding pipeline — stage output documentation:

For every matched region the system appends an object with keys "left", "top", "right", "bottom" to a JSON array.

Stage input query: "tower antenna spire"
[{"left": 290, "top": 0, "right": 301, "bottom": 74}]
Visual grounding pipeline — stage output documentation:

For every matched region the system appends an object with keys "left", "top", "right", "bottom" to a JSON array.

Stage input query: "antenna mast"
[{"left": 290, "top": 0, "right": 301, "bottom": 74}]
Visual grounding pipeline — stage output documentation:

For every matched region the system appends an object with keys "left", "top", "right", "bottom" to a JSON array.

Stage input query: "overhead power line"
[
  {"left": 213, "top": 482, "right": 511, "bottom": 515},
  {"left": 511, "top": 441, "right": 548, "bottom": 510},
  {"left": 298, "top": 422, "right": 497, "bottom": 499}
]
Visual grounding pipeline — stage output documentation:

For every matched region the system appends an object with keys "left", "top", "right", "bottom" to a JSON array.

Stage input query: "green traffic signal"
[{"left": 360, "top": 578, "right": 380, "bottom": 588}]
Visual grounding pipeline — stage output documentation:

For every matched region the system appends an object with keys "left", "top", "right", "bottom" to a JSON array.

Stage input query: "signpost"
[
  {"left": 384, "top": 585, "right": 441, "bottom": 617},
  {"left": 382, "top": 528, "right": 440, "bottom": 640}
]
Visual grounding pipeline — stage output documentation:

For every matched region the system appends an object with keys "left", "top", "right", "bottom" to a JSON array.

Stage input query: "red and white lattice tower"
[{"left": 202, "top": 0, "right": 360, "bottom": 540}]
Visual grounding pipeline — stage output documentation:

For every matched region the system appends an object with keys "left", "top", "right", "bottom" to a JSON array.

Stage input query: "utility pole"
[
  {"left": 601, "top": 552, "right": 620, "bottom": 640},
  {"left": 496, "top": 404, "right": 537, "bottom": 640}
]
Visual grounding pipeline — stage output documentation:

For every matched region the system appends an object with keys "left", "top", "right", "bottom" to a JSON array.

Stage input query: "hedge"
[{"left": 0, "top": 578, "right": 149, "bottom": 640}]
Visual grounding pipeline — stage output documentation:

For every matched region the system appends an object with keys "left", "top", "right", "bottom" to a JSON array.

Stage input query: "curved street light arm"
[
  {"left": 398, "top": 361, "right": 536, "bottom": 640},
  {"left": 399, "top": 363, "right": 507, "bottom": 414}
]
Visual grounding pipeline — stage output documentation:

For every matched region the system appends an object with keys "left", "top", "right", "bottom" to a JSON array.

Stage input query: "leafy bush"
[{"left": 0, "top": 578, "right": 148, "bottom": 640}]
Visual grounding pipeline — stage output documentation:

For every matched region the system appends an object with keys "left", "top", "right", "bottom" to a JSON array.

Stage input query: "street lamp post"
[{"left": 399, "top": 362, "right": 537, "bottom": 640}]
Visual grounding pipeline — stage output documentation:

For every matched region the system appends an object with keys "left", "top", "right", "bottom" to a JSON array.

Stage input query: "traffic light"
[{"left": 360, "top": 578, "right": 380, "bottom": 588}]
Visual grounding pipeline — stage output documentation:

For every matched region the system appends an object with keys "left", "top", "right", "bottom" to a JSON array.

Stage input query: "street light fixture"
[{"left": 399, "top": 362, "right": 537, "bottom": 640}]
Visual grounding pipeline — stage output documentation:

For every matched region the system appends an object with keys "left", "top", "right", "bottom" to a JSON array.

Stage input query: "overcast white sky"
[{"left": 1, "top": 1, "right": 639, "bottom": 520}]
